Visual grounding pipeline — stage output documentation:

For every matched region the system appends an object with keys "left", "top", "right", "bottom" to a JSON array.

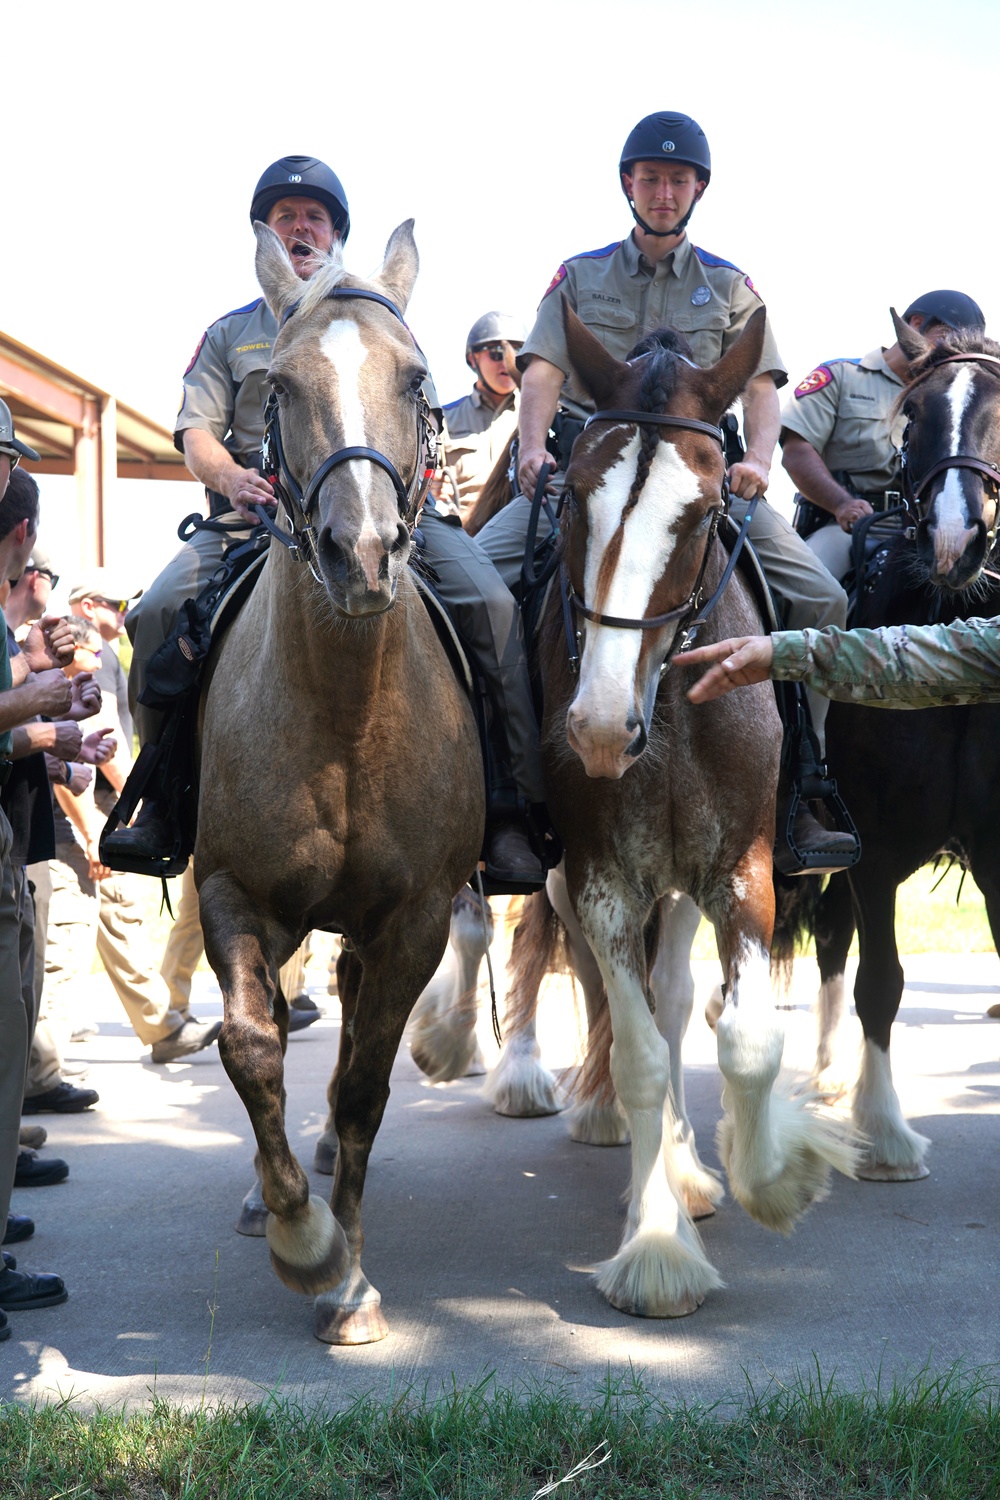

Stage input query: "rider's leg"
[
  {"left": 475, "top": 492, "right": 560, "bottom": 600},
  {"left": 418, "top": 507, "right": 546, "bottom": 884},
  {"left": 805, "top": 524, "right": 853, "bottom": 608},
  {"left": 730, "top": 497, "right": 856, "bottom": 864},
  {"left": 108, "top": 513, "right": 252, "bottom": 860}
]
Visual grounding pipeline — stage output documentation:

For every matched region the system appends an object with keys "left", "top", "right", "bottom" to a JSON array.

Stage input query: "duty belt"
[{"left": 0, "top": 756, "right": 13, "bottom": 788}]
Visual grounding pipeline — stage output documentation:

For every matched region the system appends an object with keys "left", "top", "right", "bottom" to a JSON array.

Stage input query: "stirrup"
[{"left": 773, "top": 710, "right": 861, "bottom": 877}]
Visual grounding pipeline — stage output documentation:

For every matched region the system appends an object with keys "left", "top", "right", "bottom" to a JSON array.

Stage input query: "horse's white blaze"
[
  {"left": 319, "top": 318, "right": 371, "bottom": 507},
  {"left": 576, "top": 438, "right": 701, "bottom": 730},
  {"left": 935, "top": 365, "right": 976, "bottom": 547}
]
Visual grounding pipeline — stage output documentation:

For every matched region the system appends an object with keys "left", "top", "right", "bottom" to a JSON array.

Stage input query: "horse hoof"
[
  {"left": 314, "top": 1297, "right": 389, "bottom": 1345},
  {"left": 857, "top": 1159, "right": 930, "bottom": 1182},
  {"left": 266, "top": 1196, "right": 350, "bottom": 1295},
  {"left": 684, "top": 1194, "right": 717, "bottom": 1222},
  {"left": 607, "top": 1287, "right": 704, "bottom": 1318},
  {"left": 313, "top": 1139, "right": 337, "bottom": 1176},
  {"left": 234, "top": 1203, "right": 268, "bottom": 1237},
  {"left": 813, "top": 1071, "right": 850, "bottom": 1104}
]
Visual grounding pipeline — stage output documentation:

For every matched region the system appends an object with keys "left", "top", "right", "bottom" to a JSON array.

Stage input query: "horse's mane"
[
  {"left": 620, "top": 329, "right": 691, "bottom": 513},
  {"left": 893, "top": 327, "right": 1000, "bottom": 420}
]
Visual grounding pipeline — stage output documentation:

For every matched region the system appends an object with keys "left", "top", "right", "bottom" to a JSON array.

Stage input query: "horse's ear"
[
  {"left": 562, "top": 297, "right": 629, "bottom": 409},
  {"left": 376, "top": 220, "right": 419, "bottom": 313},
  {"left": 687, "top": 306, "right": 767, "bottom": 416},
  {"left": 891, "top": 306, "right": 932, "bottom": 364},
  {"left": 254, "top": 222, "right": 303, "bottom": 319}
]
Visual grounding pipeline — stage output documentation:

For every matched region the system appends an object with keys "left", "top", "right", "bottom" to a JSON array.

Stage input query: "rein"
[
  {"left": 561, "top": 406, "right": 753, "bottom": 672},
  {"left": 259, "top": 287, "right": 437, "bottom": 574}
]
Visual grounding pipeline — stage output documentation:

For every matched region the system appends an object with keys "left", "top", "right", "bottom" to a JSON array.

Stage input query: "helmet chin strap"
[{"left": 627, "top": 182, "right": 705, "bottom": 240}]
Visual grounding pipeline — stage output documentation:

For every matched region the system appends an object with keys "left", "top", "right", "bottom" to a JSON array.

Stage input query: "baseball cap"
[
  {"left": 0, "top": 398, "right": 40, "bottom": 463},
  {"left": 67, "top": 569, "right": 143, "bottom": 606}
]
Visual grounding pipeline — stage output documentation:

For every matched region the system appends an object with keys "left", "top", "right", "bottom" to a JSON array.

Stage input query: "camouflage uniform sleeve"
[
  {"left": 769, "top": 618, "right": 1000, "bottom": 706},
  {"left": 779, "top": 363, "right": 843, "bottom": 450},
  {"left": 174, "top": 323, "right": 236, "bottom": 449},
  {"left": 722, "top": 273, "right": 787, "bottom": 387}
]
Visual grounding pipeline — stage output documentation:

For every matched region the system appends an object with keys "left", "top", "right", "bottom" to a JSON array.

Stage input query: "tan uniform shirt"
[
  {"left": 520, "top": 232, "right": 786, "bottom": 414},
  {"left": 439, "top": 388, "right": 518, "bottom": 520},
  {"left": 175, "top": 298, "right": 276, "bottom": 468},
  {"left": 780, "top": 348, "right": 905, "bottom": 494}
]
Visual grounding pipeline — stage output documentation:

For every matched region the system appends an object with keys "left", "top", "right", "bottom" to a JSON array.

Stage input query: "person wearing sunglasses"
[{"left": 436, "top": 312, "right": 527, "bottom": 522}]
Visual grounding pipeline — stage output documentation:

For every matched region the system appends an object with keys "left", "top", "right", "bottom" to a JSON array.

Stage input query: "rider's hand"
[
  {"left": 226, "top": 466, "right": 276, "bottom": 523},
  {"left": 834, "top": 496, "right": 874, "bottom": 532},
  {"left": 517, "top": 446, "right": 555, "bottom": 499},
  {"left": 726, "top": 456, "right": 770, "bottom": 501},
  {"left": 678, "top": 635, "right": 775, "bottom": 702}
]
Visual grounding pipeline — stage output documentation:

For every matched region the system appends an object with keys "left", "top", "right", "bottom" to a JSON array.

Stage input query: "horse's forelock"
[
  {"left": 908, "top": 327, "right": 1000, "bottom": 380},
  {"left": 293, "top": 244, "right": 350, "bottom": 320}
]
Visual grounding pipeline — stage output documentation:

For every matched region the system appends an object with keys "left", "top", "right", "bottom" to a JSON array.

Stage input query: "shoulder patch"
[
  {"left": 744, "top": 275, "right": 761, "bottom": 300},
  {"left": 693, "top": 245, "right": 744, "bottom": 274},
  {"left": 442, "top": 396, "right": 466, "bottom": 412},
  {"left": 794, "top": 365, "right": 836, "bottom": 398},
  {"left": 541, "top": 263, "right": 568, "bottom": 300},
  {"left": 183, "top": 333, "right": 207, "bottom": 377}
]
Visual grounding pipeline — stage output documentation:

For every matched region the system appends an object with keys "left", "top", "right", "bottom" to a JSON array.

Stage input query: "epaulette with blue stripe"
[
  {"left": 692, "top": 246, "right": 743, "bottom": 273},
  {"left": 208, "top": 297, "right": 264, "bottom": 330},
  {"left": 542, "top": 242, "right": 621, "bottom": 299}
]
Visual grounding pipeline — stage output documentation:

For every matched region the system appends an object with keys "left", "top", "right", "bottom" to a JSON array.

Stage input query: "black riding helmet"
[
  {"left": 250, "top": 156, "right": 351, "bottom": 242},
  {"left": 619, "top": 113, "right": 710, "bottom": 239}
]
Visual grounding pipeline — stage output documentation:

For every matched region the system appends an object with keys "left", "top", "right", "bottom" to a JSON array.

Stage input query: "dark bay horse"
[
  {"left": 797, "top": 315, "right": 1000, "bottom": 1180},
  {"left": 196, "top": 222, "right": 483, "bottom": 1344},
  {"left": 533, "top": 302, "right": 856, "bottom": 1316}
]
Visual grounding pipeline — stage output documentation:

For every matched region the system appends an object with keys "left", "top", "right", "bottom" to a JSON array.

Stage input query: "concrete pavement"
[{"left": 4, "top": 949, "right": 999, "bottom": 1411}]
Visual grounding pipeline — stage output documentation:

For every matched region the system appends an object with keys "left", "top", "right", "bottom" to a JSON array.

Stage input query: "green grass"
[{"left": 1, "top": 1365, "right": 998, "bottom": 1499}]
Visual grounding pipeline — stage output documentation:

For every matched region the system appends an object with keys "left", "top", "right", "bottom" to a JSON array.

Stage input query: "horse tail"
[
  {"left": 770, "top": 870, "right": 826, "bottom": 992},
  {"left": 464, "top": 435, "right": 516, "bottom": 536}
]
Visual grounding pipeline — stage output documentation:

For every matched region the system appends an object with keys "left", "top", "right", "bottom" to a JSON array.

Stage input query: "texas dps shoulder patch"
[
  {"left": 542, "top": 263, "right": 568, "bottom": 300},
  {"left": 794, "top": 365, "right": 834, "bottom": 398}
]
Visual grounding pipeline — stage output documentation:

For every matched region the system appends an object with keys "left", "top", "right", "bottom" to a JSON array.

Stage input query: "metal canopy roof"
[{"left": 0, "top": 328, "right": 195, "bottom": 564}]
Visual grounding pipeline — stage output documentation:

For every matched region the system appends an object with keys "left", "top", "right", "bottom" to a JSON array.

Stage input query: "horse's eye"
[
  {"left": 409, "top": 372, "right": 426, "bottom": 396},
  {"left": 270, "top": 377, "right": 288, "bottom": 399}
]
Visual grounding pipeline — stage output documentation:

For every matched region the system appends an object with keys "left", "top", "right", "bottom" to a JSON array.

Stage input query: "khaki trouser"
[
  {"left": 476, "top": 492, "right": 848, "bottom": 756},
  {"left": 28, "top": 837, "right": 185, "bottom": 1087},
  {"left": 25, "top": 860, "right": 61, "bottom": 1096},
  {"left": 161, "top": 860, "right": 310, "bottom": 1009},
  {"left": 806, "top": 519, "right": 854, "bottom": 587},
  {"left": 0, "top": 811, "right": 29, "bottom": 1232},
  {"left": 126, "top": 505, "right": 545, "bottom": 807}
]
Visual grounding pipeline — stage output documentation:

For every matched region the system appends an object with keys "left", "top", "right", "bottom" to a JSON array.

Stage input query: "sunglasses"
[
  {"left": 25, "top": 566, "right": 59, "bottom": 587},
  {"left": 473, "top": 342, "right": 522, "bottom": 363},
  {"left": 95, "top": 595, "right": 131, "bottom": 614}
]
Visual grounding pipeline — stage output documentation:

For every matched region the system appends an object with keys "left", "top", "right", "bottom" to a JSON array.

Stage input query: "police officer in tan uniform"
[
  {"left": 782, "top": 290, "right": 987, "bottom": 583},
  {"left": 477, "top": 110, "right": 855, "bottom": 864},
  {"left": 112, "top": 157, "right": 546, "bottom": 885},
  {"left": 438, "top": 312, "right": 526, "bottom": 521}
]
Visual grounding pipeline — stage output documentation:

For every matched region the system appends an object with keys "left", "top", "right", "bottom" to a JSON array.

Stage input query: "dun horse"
[
  {"left": 532, "top": 303, "right": 856, "bottom": 1315},
  {"left": 196, "top": 222, "right": 483, "bottom": 1344},
  {"left": 791, "top": 315, "right": 1000, "bottom": 1180}
]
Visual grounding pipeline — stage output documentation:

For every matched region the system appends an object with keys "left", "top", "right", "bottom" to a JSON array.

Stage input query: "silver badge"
[
  {"left": 662, "top": 139, "right": 675, "bottom": 152},
  {"left": 691, "top": 285, "right": 712, "bottom": 306}
]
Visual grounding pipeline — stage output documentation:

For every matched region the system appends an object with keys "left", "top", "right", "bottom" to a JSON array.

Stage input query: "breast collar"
[{"left": 258, "top": 287, "right": 437, "bottom": 575}]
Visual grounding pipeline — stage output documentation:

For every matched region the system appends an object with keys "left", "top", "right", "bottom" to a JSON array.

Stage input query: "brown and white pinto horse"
[
  {"left": 196, "top": 222, "right": 483, "bottom": 1344},
  {"left": 539, "top": 303, "right": 856, "bottom": 1315}
]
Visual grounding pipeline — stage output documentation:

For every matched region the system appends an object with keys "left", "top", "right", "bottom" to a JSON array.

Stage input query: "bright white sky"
[{"left": 3, "top": 0, "right": 998, "bottom": 602}]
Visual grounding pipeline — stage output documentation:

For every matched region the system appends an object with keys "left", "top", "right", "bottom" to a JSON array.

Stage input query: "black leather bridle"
[
  {"left": 900, "top": 353, "right": 1000, "bottom": 546},
  {"left": 257, "top": 287, "right": 437, "bottom": 574},
  {"left": 560, "top": 407, "right": 757, "bottom": 672}
]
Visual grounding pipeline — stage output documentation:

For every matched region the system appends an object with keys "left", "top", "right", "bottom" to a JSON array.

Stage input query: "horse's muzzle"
[{"left": 918, "top": 515, "right": 987, "bottom": 590}]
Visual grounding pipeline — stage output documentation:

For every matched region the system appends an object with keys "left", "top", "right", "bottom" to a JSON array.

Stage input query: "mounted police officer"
[
  {"left": 783, "top": 290, "right": 987, "bottom": 584},
  {"left": 436, "top": 311, "right": 526, "bottom": 522},
  {"left": 476, "top": 111, "right": 857, "bottom": 866},
  {"left": 108, "top": 156, "right": 546, "bottom": 886}
]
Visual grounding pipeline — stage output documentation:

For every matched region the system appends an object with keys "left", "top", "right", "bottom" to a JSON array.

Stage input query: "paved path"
[{"left": 4, "top": 949, "right": 999, "bottom": 1412}]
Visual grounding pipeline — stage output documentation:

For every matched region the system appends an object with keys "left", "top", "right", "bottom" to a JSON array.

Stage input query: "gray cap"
[
  {"left": 0, "top": 398, "right": 39, "bottom": 463},
  {"left": 26, "top": 542, "right": 52, "bottom": 573},
  {"left": 902, "top": 290, "right": 986, "bottom": 332},
  {"left": 465, "top": 311, "right": 527, "bottom": 361}
]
